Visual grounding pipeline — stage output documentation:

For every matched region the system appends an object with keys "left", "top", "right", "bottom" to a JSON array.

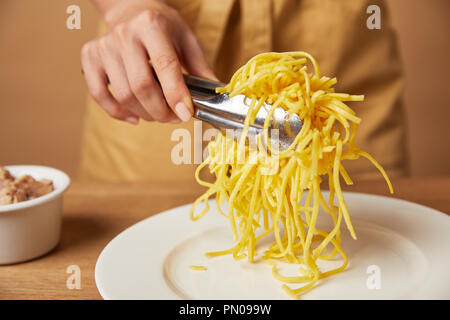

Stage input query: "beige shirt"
[{"left": 79, "top": 0, "right": 407, "bottom": 182}]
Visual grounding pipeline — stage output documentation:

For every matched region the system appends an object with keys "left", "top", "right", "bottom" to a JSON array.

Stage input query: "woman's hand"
[{"left": 81, "top": 0, "right": 216, "bottom": 124}]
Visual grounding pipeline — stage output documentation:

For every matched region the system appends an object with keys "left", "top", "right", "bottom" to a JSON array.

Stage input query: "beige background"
[{"left": 0, "top": 0, "right": 449, "bottom": 178}]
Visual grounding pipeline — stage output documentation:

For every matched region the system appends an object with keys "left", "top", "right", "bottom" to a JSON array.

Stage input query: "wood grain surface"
[{"left": 0, "top": 177, "right": 449, "bottom": 299}]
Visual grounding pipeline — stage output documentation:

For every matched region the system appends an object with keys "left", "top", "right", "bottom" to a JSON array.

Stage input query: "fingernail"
[
  {"left": 199, "top": 71, "right": 219, "bottom": 81},
  {"left": 125, "top": 116, "right": 139, "bottom": 125},
  {"left": 207, "top": 72, "right": 219, "bottom": 81},
  {"left": 175, "top": 102, "right": 192, "bottom": 122},
  {"left": 183, "top": 96, "right": 194, "bottom": 111}
]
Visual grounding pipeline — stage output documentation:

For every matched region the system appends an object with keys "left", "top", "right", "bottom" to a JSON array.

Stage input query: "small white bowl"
[{"left": 0, "top": 165, "right": 70, "bottom": 264}]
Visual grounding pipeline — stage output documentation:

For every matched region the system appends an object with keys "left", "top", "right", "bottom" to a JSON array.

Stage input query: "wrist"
[{"left": 101, "top": 0, "right": 166, "bottom": 28}]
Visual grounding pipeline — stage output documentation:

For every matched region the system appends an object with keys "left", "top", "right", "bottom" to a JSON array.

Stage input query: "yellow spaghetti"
[
  {"left": 189, "top": 52, "right": 393, "bottom": 299},
  {"left": 189, "top": 265, "right": 207, "bottom": 271}
]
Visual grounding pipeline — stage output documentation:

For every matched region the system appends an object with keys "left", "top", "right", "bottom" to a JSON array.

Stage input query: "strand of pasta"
[{"left": 190, "top": 52, "right": 393, "bottom": 299}]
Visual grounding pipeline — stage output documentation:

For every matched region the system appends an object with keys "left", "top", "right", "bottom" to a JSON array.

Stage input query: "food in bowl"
[{"left": 0, "top": 166, "right": 54, "bottom": 205}]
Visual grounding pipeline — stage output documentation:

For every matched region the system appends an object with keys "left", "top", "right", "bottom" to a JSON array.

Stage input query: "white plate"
[{"left": 95, "top": 192, "right": 450, "bottom": 300}]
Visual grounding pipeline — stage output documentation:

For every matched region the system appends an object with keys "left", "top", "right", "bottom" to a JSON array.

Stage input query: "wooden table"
[{"left": 1, "top": 177, "right": 449, "bottom": 299}]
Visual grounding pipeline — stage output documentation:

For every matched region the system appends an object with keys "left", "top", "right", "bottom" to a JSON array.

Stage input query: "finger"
[
  {"left": 140, "top": 25, "right": 193, "bottom": 122},
  {"left": 81, "top": 42, "right": 139, "bottom": 124},
  {"left": 179, "top": 28, "right": 218, "bottom": 81},
  {"left": 119, "top": 34, "right": 180, "bottom": 123},
  {"left": 97, "top": 36, "right": 154, "bottom": 122}
]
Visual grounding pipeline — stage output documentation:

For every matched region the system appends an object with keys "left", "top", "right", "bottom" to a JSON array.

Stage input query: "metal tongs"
[{"left": 184, "top": 74, "right": 303, "bottom": 151}]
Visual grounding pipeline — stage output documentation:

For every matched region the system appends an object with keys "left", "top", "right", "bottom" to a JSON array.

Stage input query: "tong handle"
[
  {"left": 151, "top": 69, "right": 244, "bottom": 130},
  {"left": 183, "top": 74, "right": 224, "bottom": 98},
  {"left": 150, "top": 67, "right": 224, "bottom": 98},
  {"left": 182, "top": 74, "right": 233, "bottom": 128}
]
